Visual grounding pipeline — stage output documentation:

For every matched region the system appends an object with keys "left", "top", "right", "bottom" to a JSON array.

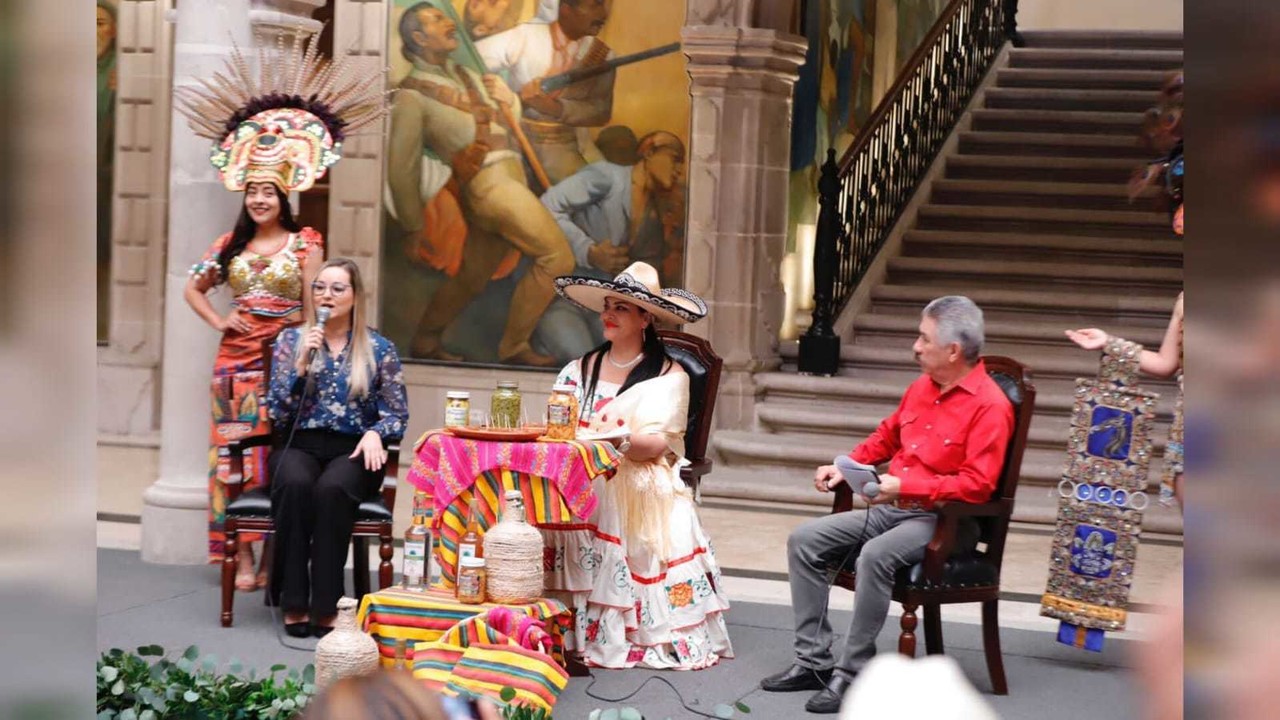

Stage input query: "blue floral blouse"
[{"left": 267, "top": 326, "right": 409, "bottom": 440}]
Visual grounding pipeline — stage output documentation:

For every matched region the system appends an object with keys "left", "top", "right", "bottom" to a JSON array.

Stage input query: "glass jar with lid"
[
  {"left": 490, "top": 380, "right": 522, "bottom": 429},
  {"left": 455, "top": 556, "right": 487, "bottom": 604},
  {"left": 444, "top": 391, "right": 470, "bottom": 428},
  {"left": 544, "top": 384, "right": 580, "bottom": 440}
]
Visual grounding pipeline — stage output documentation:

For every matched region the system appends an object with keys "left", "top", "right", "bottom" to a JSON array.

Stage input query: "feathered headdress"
[{"left": 175, "top": 32, "right": 388, "bottom": 193}]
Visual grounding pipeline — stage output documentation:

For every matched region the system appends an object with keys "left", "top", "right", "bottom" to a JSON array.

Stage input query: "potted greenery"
[{"left": 97, "top": 644, "right": 315, "bottom": 719}]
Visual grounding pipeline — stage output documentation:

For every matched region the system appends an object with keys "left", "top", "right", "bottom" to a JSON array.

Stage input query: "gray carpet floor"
[{"left": 97, "top": 549, "right": 1138, "bottom": 719}]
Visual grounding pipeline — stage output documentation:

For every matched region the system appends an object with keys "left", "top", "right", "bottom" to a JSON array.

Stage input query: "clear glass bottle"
[
  {"left": 458, "top": 495, "right": 484, "bottom": 561},
  {"left": 490, "top": 380, "right": 522, "bottom": 429},
  {"left": 401, "top": 490, "right": 429, "bottom": 592}
]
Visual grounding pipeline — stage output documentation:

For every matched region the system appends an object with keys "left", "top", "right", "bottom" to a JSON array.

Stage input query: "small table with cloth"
[{"left": 406, "top": 431, "right": 621, "bottom": 584}]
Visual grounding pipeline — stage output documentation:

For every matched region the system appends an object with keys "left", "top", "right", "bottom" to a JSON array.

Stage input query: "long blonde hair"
[{"left": 299, "top": 258, "right": 376, "bottom": 400}]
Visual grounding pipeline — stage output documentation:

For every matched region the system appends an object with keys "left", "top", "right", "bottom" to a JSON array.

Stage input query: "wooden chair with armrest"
[
  {"left": 830, "top": 355, "right": 1035, "bottom": 694},
  {"left": 657, "top": 329, "right": 723, "bottom": 502},
  {"left": 219, "top": 338, "right": 401, "bottom": 628}
]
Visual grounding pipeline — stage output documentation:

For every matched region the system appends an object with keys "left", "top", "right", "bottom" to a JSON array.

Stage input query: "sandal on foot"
[{"left": 235, "top": 569, "right": 258, "bottom": 592}]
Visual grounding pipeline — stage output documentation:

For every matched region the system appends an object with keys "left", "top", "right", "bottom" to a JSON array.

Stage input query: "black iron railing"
[{"left": 798, "top": 0, "right": 1020, "bottom": 375}]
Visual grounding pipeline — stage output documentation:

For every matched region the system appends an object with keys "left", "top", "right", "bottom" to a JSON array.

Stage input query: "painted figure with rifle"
[
  {"left": 386, "top": 0, "right": 574, "bottom": 367},
  {"left": 477, "top": 0, "right": 682, "bottom": 187}
]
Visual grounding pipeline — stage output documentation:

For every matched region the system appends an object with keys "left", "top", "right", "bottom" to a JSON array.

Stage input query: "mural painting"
[
  {"left": 895, "top": 0, "right": 948, "bottom": 71},
  {"left": 788, "top": 0, "right": 877, "bottom": 253},
  {"left": 381, "top": 0, "right": 690, "bottom": 367}
]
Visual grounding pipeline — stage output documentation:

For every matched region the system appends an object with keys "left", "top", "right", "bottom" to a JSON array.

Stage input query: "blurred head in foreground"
[
  {"left": 303, "top": 671, "right": 448, "bottom": 720},
  {"left": 839, "top": 655, "right": 999, "bottom": 720}
]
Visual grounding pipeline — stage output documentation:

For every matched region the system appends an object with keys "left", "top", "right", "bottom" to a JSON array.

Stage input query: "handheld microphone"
[
  {"left": 306, "top": 306, "right": 332, "bottom": 368},
  {"left": 834, "top": 454, "right": 880, "bottom": 499}
]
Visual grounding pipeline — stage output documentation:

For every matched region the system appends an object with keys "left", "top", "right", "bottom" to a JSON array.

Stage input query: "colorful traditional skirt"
[
  {"left": 540, "top": 474, "right": 734, "bottom": 670},
  {"left": 207, "top": 315, "right": 294, "bottom": 562}
]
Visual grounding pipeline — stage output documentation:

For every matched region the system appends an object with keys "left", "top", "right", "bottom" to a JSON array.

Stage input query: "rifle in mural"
[
  {"left": 438, "top": 1, "right": 553, "bottom": 191},
  {"left": 538, "top": 42, "right": 682, "bottom": 92}
]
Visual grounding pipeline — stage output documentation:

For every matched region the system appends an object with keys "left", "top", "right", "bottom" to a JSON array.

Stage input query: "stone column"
[
  {"left": 680, "top": 6, "right": 806, "bottom": 428},
  {"left": 140, "top": 0, "right": 320, "bottom": 564}
]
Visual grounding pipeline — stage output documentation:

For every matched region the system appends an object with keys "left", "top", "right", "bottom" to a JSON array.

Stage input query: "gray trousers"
[{"left": 787, "top": 504, "right": 937, "bottom": 676}]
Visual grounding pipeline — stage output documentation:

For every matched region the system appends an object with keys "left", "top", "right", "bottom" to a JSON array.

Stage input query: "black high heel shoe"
[
  {"left": 285, "top": 622, "right": 311, "bottom": 638},
  {"left": 312, "top": 614, "right": 337, "bottom": 639}
]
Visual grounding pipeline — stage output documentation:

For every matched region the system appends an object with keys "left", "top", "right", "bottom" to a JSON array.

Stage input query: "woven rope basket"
[{"left": 485, "top": 493, "right": 545, "bottom": 603}]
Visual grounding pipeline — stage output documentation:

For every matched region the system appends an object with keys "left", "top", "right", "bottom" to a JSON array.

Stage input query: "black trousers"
[{"left": 267, "top": 430, "right": 382, "bottom": 617}]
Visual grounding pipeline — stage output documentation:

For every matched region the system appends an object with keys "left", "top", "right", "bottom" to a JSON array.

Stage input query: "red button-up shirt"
[{"left": 850, "top": 361, "right": 1015, "bottom": 509}]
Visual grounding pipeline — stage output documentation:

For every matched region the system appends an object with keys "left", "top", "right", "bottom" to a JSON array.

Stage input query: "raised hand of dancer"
[{"left": 1065, "top": 328, "right": 1108, "bottom": 351}]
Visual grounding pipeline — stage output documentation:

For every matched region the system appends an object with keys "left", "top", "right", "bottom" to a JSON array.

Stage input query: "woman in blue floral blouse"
[{"left": 266, "top": 258, "right": 410, "bottom": 637}]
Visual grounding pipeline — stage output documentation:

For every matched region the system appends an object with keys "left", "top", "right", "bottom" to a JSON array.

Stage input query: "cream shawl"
[{"left": 585, "top": 371, "right": 690, "bottom": 555}]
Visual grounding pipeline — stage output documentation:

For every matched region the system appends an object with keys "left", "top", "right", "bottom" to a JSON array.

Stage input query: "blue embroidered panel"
[
  {"left": 1069, "top": 525, "right": 1117, "bottom": 579},
  {"left": 1086, "top": 405, "right": 1133, "bottom": 460}
]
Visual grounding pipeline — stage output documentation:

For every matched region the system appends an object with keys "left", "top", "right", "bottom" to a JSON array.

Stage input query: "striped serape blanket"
[
  {"left": 413, "top": 614, "right": 569, "bottom": 712},
  {"left": 357, "top": 587, "right": 570, "bottom": 667}
]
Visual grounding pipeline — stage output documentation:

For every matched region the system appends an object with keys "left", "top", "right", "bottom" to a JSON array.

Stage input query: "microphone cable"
[
  {"left": 257, "top": 317, "right": 335, "bottom": 652},
  {"left": 586, "top": 468, "right": 880, "bottom": 707},
  {"left": 803, "top": 494, "right": 874, "bottom": 692}
]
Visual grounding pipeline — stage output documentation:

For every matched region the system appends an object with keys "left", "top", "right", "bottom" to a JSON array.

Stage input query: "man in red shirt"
[{"left": 761, "top": 296, "right": 1015, "bottom": 713}]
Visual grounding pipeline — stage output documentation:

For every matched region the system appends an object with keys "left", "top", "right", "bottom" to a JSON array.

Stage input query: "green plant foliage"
[
  {"left": 498, "top": 699, "right": 554, "bottom": 720},
  {"left": 96, "top": 645, "right": 315, "bottom": 719}
]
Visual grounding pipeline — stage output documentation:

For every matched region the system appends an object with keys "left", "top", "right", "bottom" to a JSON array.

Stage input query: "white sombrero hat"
[{"left": 554, "top": 262, "right": 707, "bottom": 325}]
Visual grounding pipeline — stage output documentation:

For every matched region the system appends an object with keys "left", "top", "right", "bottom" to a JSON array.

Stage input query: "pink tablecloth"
[{"left": 406, "top": 431, "right": 620, "bottom": 521}]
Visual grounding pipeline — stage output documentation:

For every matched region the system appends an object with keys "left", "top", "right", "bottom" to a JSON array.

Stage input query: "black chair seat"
[
  {"left": 898, "top": 554, "right": 999, "bottom": 590},
  {"left": 225, "top": 488, "right": 272, "bottom": 517},
  {"left": 356, "top": 499, "right": 393, "bottom": 522},
  {"left": 225, "top": 487, "right": 392, "bottom": 522}
]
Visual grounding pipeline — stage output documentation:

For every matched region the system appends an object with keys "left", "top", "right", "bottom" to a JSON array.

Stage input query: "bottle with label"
[
  {"left": 401, "top": 490, "right": 430, "bottom": 592},
  {"left": 457, "top": 495, "right": 484, "bottom": 563}
]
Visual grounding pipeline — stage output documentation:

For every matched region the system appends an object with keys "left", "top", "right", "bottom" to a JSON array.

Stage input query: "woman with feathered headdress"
[{"left": 176, "top": 32, "right": 388, "bottom": 589}]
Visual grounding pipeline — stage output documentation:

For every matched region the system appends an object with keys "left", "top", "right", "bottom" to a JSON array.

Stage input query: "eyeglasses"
[{"left": 311, "top": 282, "right": 351, "bottom": 295}]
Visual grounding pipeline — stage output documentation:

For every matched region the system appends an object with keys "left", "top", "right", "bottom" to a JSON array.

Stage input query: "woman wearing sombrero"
[{"left": 546, "top": 262, "right": 734, "bottom": 670}]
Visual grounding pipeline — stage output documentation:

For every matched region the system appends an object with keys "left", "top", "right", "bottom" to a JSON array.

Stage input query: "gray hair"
[{"left": 922, "top": 296, "right": 985, "bottom": 364}]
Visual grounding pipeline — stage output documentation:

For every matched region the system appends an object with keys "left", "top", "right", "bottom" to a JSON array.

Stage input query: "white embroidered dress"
[{"left": 542, "top": 360, "right": 734, "bottom": 669}]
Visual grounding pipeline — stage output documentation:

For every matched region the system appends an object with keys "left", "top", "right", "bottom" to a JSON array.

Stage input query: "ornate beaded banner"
[{"left": 1041, "top": 338, "right": 1159, "bottom": 651}]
